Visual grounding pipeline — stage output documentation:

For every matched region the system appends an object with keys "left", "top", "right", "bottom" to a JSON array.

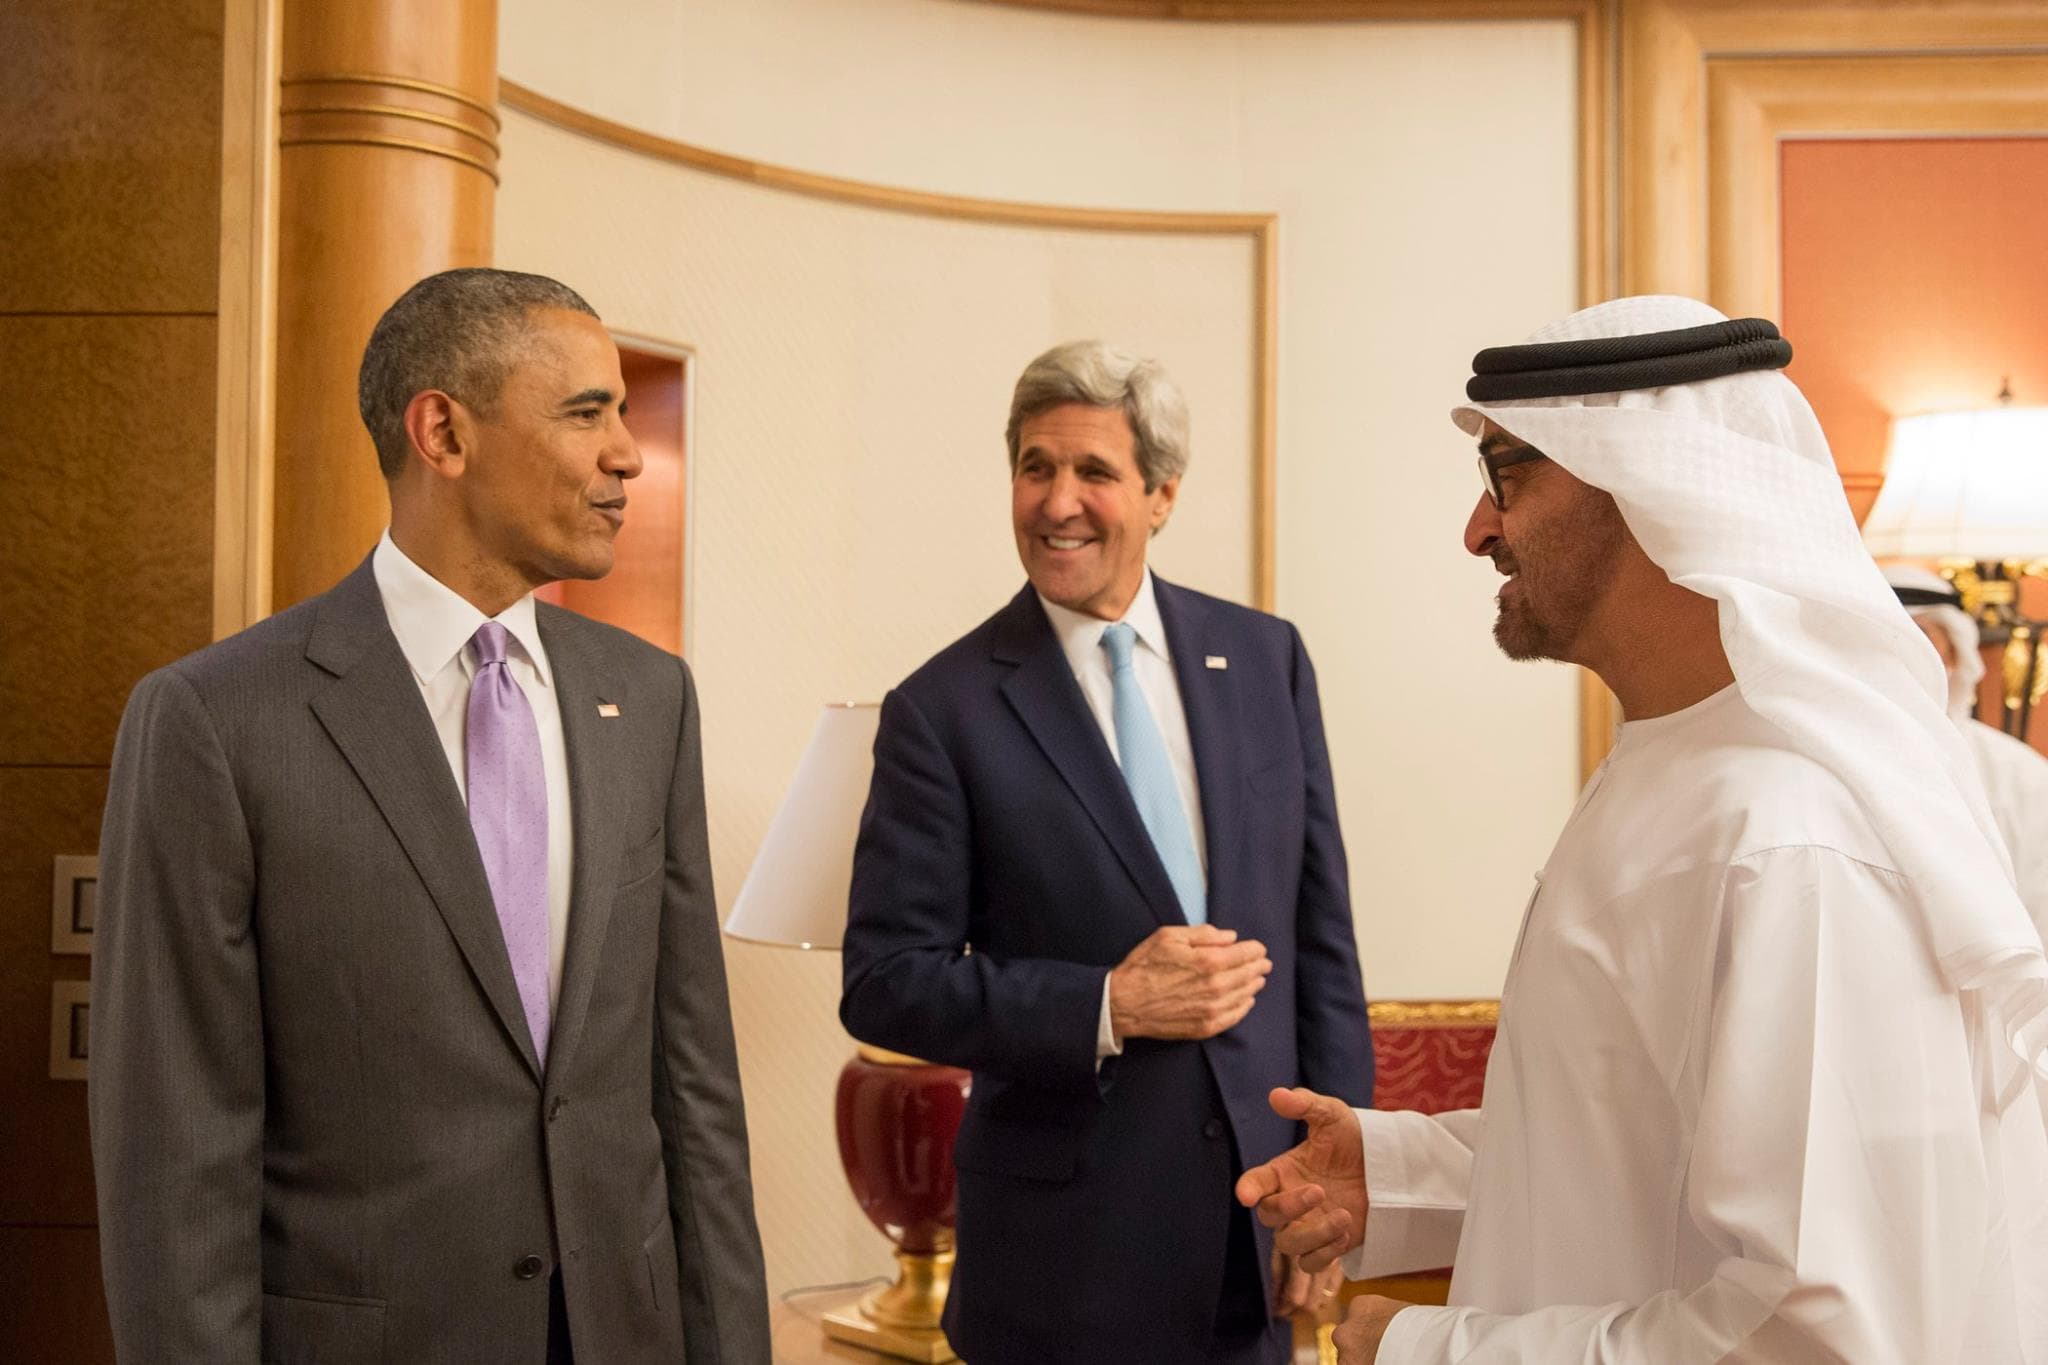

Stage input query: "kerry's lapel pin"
[
  {"left": 1204, "top": 655, "right": 1228, "bottom": 671},
  {"left": 596, "top": 702, "right": 622, "bottom": 718}
]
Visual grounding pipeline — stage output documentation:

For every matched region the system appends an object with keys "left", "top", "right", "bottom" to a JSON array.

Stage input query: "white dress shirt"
[
  {"left": 1036, "top": 570, "right": 1207, "bottom": 1060},
  {"left": 372, "top": 533, "right": 572, "bottom": 1013}
]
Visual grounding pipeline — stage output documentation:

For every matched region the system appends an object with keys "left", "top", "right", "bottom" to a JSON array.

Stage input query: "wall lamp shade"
[
  {"left": 1863, "top": 407, "right": 2048, "bottom": 560},
  {"left": 723, "top": 702, "right": 880, "bottom": 950}
]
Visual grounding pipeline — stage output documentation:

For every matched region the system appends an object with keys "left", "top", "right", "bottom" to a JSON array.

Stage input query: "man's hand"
[
  {"left": 1270, "top": 1246, "right": 1346, "bottom": 1317},
  {"left": 1333, "top": 1295, "right": 1406, "bottom": 1362},
  {"left": 1108, "top": 924, "right": 1270, "bottom": 1041},
  {"left": 1234, "top": 1087, "right": 1367, "bottom": 1272}
]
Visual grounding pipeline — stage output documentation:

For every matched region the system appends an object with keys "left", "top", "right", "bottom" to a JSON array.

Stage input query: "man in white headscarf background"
[
  {"left": 1886, "top": 563, "right": 2048, "bottom": 947},
  {"left": 1236, "top": 296, "right": 2048, "bottom": 1362}
]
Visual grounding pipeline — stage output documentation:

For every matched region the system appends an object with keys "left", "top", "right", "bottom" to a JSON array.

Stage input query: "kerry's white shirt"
[
  {"left": 372, "top": 533, "right": 572, "bottom": 1013},
  {"left": 1037, "top": 570, "right": 1206, "bottom": 1060},
  {"left": 1351, "top": 685, "right": 2048, "bottom": 1362}
]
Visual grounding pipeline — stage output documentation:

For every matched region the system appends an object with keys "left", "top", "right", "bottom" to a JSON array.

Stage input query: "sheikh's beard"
[{"left": 1494, "top": 599, "right": 1563, "bottom": 662}]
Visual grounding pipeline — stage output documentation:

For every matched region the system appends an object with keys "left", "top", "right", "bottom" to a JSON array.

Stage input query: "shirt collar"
[
  {"left": 1036, "top": 569, "right": 1172, "bottom": 676},
  {"left": 371, "top": 531, "right": 553, "bottom": 689}
]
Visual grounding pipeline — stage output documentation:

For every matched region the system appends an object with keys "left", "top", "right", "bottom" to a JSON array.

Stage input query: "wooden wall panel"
[
  {"left": 0, "top": 1226, "right": 115, "bottom": 1364},
  {"left": 0, "top": 317, "right": 218, "bottom": 766},
  {"left": 0, "top": 770, "right": 107, "bottom": 1228},
  {"left": 0, "top": 3, "right": 226, "bottom": 1357},
  {"left": 0, "top": 0, "right": 226, "bottom": 314}
]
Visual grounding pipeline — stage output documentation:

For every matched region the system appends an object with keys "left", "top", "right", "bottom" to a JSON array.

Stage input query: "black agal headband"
[
  {"left": 1894, "top": 584, "right": 1963, "bottom": 610},
  {"left": 1466, "top": 317, "right": 1794, "bottom": 402}
]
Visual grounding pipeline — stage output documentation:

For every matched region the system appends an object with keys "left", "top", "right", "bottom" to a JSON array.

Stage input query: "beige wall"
[
  {"left": 500, "top": 0, "right": 1580, "bottom": 1295},
  {"left": 498, "top": 106, "right": 1266, "bottom": 1294}
]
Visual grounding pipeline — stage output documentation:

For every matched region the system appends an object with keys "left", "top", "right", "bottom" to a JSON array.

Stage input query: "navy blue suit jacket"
[{"left": 840, "top": 577, "right": 1372, "bottom": 1363}]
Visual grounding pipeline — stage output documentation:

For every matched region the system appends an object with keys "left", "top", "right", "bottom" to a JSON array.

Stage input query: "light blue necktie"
[{"left": 1100, "top": 622, "right": 1206, "bottom": 925}]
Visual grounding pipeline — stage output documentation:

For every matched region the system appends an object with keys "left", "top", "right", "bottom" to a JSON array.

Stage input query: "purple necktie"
[{"left": 466, "top": 621, "right": 551, "bottom": 1064}]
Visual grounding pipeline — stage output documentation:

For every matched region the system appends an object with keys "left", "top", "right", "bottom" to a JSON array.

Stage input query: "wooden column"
[{"left": 273, "top": 0, "right": 498, "bottom": 610}]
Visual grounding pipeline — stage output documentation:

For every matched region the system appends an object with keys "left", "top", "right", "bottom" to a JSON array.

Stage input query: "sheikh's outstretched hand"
[{"left": 1233, "top": 1087, "right": 1368, "bottom": 1273}]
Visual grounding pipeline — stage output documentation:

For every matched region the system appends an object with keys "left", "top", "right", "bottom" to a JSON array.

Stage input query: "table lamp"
[
  {"left": 725, "top": 702, "right": 970, "bottom": 1363},
  {"left": 1863, "top": 396, "right": 2048, "bottom": 736}
]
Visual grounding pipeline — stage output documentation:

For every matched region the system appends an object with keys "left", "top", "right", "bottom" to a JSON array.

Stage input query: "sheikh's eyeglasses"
[{"left": 1478, "top": 444, "right": 1548, "bottom": 508}]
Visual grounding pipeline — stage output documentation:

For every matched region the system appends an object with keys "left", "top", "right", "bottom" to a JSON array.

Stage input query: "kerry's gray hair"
[
  {"left": 357, "top": 267, "right": 600, "bottom": 478},
  {"left": 1005, "top": 341, "right": 1189, "bottom": 491}
]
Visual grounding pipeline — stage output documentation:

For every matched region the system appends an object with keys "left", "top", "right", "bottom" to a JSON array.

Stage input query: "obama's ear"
[{"left": 401, "top": 389, "right": 473, "bottom": 481}]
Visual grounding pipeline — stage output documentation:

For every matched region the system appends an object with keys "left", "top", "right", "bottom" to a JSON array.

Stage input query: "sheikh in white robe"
[{"left": 1349, "top": 686, "right": 2048, "bottom": 1363}]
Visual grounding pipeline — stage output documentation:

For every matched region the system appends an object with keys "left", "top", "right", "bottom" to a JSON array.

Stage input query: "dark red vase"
[
  {"left": 825, "top": 1047, "right": 971, "bottom": 1357},
  {"left": 834, "top": 1048, "right": 971, "bottom": 1256}
]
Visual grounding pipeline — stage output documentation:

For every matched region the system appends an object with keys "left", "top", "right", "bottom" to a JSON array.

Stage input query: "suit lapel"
[
  {"left": 536, "top": 605, "right": 629, "bottom": 1086},
  {"left": 994, "top": 587, "right": 1185, "bottom": 927},
  {"left": 1155, "top": 578, "right": 1246, "bottom": 931},
  {"left": 305, "top": 560, "right": 542, "bottom": 1082}
]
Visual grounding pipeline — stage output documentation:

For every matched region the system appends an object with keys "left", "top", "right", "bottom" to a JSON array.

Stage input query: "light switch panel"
[
  {"left": 51, "top": 854, "right": 97, "bottom": 955},
  {"left": 49, "top": 980, "right": 90, "bottom": 1082}
]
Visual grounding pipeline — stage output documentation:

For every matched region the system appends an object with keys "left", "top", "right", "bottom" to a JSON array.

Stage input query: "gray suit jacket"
[{"left": 88, "top": 558, "right": 770, "bottom": 1364}]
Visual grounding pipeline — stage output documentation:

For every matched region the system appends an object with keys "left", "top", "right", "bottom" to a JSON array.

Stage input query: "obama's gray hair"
[
  {"left": 1005, "top": 340, "right": 1189, "bottom": 492},
  {"left": 358, "top": 267, "right": 599, "bottom": 479}
]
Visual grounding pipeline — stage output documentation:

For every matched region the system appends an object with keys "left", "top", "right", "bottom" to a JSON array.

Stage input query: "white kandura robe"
[
  {"left": 1348, "top": 686, "right": 2048, "bottom": 1363},
  {"left": 1963, "top": 718, "right": 2048, "bottom": 952}
]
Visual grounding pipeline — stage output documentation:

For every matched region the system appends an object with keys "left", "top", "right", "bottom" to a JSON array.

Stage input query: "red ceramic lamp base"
[{"left": 827, "top": 1045, "right": 970, "bottom": 1362}]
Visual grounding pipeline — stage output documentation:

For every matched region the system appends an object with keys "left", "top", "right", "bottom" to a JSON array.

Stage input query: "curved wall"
[{"left": 499, "top": 0, "right": 1580, "bottom": 1295}]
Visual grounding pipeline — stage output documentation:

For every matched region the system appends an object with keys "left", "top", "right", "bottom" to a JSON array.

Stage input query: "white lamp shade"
[
  {"left": 1863, "top": 406, "right": 2048, "bottom": 560},
  {"left": 723, "top": 702, "right": 881, "bottom": 950}
]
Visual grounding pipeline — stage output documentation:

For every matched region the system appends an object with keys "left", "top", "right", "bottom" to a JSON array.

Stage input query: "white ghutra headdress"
[{"left": 1454, "top": 295, "right": 2048, "bottom": 1102}]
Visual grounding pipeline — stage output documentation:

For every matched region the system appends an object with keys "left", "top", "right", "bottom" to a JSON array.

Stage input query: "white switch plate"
[
  {"left": 49, "top": 980, "right": 90, "bottom": 1082},
  {"left": 51, "top": 854, "right": 97, "bottom": 955}
]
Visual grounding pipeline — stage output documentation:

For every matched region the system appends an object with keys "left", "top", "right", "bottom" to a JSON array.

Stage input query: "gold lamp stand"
[
  {"left": 1941, "top": 559, "right": 2048, "bottom": 735},
  {"left": 822, "top": 1247, "right": 958, "bottom": 1362}
]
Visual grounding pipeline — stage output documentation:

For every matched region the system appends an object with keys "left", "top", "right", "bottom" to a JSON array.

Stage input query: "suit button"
[
  {"left": 1202, "top": 1119, "right": 1226, "bottom": 1140},
  {"left": 547, "top": 1097, "right": 565, "bottom": 1122},
  {"left": 514, "top": 1255, "right": 545, "bottom": 1280}
]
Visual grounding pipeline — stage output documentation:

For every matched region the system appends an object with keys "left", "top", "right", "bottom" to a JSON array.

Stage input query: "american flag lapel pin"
[
  {"left": 596, "top": 701, "right": 622, "bottom": 718},
  {"left": 1204, "top": 655, "right": 1228, "bottom": 670}
]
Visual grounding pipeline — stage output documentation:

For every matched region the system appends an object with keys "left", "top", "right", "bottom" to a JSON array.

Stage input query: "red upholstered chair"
[
  {"left": 1344, "top": 1000, "right": 1499, "bottom": 1308},
  {"left": 1369, "top": 999, "right": 1498, "bottom": 1115}
]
